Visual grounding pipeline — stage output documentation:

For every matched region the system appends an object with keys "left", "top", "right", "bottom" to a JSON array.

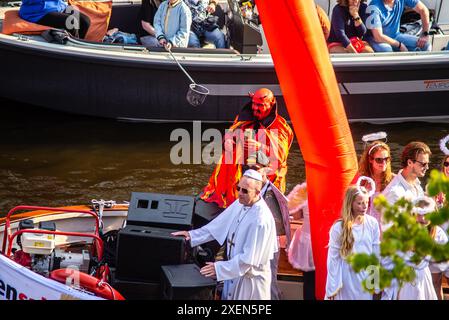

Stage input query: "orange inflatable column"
[{"left": 257, "top": 0, "right": 358, "bottom": 299}]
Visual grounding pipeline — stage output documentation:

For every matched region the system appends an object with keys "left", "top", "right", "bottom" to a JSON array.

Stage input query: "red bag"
[{"left": 350, "top": 37, "right": 365, "bottom": 53}]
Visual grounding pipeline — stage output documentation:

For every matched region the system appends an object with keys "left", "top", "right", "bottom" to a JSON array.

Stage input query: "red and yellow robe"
[{"left": 201, "top": 102, "right": 294, "bottom": 208}]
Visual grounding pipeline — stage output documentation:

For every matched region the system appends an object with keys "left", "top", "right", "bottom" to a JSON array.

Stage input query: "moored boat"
[{"left": 1, "top": 0, "right": 449, "bottom": 123}]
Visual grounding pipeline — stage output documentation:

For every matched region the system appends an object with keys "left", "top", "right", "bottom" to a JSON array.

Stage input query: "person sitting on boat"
[
  {"left": 139, "top": 0, "right": 162, "bottom": 43},
  {"left": 366, "top": 0, "right": 431, "bottom": 52},
  {"left": 19, "top": 0, "right": 91, "bottom": 39},
  {"left": 183, "top": 0, "right": 227, "bottom": 49},
  {"left": 327, "top": 0, "right": 374, "bottom": 53},
  {"left": 200, "top": 87, "right": 294, "bottom": 209},
  {"left": 172, "top": 170, "right": 278, "bottom": 300},
  {"left": 140, "top": 0, "right": 192, "bottom": 49},
  {"left": 244, "top": 151, "right": 291, "bottom": 300}
]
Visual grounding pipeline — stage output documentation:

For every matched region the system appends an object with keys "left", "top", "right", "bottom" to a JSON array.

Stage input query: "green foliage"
[{"left": 347, "top": 170, "right": 449, "bottom": 294}]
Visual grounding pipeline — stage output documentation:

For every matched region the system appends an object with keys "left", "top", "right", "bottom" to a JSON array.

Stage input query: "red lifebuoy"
[{"left": 50, "top": 268, "right": 125, "bottom": 300}]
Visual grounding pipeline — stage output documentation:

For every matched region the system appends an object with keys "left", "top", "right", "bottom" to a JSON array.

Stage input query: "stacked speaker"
[{"left": 113, "top": 192, "right": 216, "bottom": 300}]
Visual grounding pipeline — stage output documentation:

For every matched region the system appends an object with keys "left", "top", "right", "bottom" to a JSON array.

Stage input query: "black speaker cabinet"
[
  {"left": 112, "top": 278, "right": 161, "bottom": 300},
  {"left": 161, "top": 264, "right": 216, "bottom": 300},
  {"left": 127, "top": 192, "right": 194, "bottom": 230},
  {"left": 116, "top": 225, "right": 190, "bottom": 282}
]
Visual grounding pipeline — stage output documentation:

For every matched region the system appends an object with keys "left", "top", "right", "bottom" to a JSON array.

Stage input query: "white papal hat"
[{"left": 243, "top": 169, "right": 263, "bottom": 182}]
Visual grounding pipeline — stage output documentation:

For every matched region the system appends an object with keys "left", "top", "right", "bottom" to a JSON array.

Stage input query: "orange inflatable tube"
[{"left": 257, "top": 0, "right": 358, "bottom": 299}]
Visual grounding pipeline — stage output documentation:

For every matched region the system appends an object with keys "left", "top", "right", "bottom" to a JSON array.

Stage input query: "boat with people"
[
  {"left": 1, "top": 0, "right": 449, "bottom": 124},
  {"left": 0, "top": 196, "right": 302, "bottom": 300}
]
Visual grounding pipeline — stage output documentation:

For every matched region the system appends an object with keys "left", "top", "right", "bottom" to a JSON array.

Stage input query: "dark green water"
[{"left": 0, "top": 98, "right": 448, "bottom": 216}]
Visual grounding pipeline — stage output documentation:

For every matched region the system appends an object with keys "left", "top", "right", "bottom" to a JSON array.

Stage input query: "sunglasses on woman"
[
  {"left": 372, "top": 157, "right": 390, "bottom": 164},
  {"left": 444, "top": 161, "right": 449, "bottom": 167}
]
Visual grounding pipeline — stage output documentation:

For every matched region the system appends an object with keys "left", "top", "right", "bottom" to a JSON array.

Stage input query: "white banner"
[{"left": 0, "top": 254, "right": 103, "bottom": 300}]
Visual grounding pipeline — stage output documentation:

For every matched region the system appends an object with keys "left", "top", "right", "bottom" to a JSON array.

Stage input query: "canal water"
[{"left": 0, "top": 97, "right": 448, "bottom": 216}]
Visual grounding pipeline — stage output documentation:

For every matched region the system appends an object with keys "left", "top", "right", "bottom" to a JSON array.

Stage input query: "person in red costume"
[{"left": 200, "top": 88, "right": 294, "bottom": 209}]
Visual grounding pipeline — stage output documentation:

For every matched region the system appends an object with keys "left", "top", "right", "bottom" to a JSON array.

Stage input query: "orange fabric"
[
  {"left": 201, "top": 114, "right": 293, "bottom": 208},
  {"left": 68, "top": 0, "right": 112, "bottom": 42},
  {"left": 316, "top": 5, "right": 330, "bottom": 41},
  {"left": 258, "top": 0, "right": 358, "bottom": 299},
  {"left": 1, "top": 10, "right": 51, "bottom": 35}
]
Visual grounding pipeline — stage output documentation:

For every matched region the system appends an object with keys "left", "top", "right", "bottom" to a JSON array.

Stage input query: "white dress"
[
  {"left": 429, "top": 226, "right": 449, "bottom": 275},
  {"left": 189, "top": 198, "right": 278, "bottom": 300},
  {"left": 325, "top": 214, "right": 380, "bottom": 300},
  {"left": 288, "top": 201, "right": 315, "bottom": 271},
  {"left": 396, "top": 257, "right": 437, "bottom": 300},
  {"left": 382, "top": 227, "right": 446, "bottom": 300}
]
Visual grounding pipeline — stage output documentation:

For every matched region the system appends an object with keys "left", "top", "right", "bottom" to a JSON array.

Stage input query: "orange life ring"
[{"left": 50, "top": 268, "right": 125, "bottom": 300}]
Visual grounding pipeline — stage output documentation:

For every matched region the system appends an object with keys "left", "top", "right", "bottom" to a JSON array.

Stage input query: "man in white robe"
[
  {"left": 244, "top": 151, "right": 291, "bottom": 300},
  {"left": 173, "top": 169, "right": 278, "bottom": 300}
]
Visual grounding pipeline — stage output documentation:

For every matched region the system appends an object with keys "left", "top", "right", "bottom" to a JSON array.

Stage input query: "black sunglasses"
[
  {"left": 444, "top": 161, "right": 449, "bottom": 167},
  {"left": 413, "top": 159, "right": 429, "bottom": 168},
  {"left": 373, "top": 157, "right": 390, "bottom": 164},
  {"left": 236, "top": 186, "right": 249, "bottom": 194}
]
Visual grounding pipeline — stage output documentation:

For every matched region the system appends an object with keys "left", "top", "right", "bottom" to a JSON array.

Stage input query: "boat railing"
[
  {"left": 6, "top": 229, "right": 104, "bottom": 263},
  {"left": 1, "top": 205, "right": 100, "bottom": 254}
]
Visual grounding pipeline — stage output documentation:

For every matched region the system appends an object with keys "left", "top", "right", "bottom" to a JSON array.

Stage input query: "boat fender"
[{"left": 50, "top": 268, "right": 125, "bottom": 300}]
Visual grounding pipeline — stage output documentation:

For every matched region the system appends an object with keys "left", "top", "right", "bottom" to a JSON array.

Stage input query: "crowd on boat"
[
  {"left": 165, "top": 86, "right": 449, "bottom": 300},
  {"left": 317, "top": 0, "right": 435, "bottom": 53},
  {"left": 13, "top": 0, "right": 449, "bottom": 53}
]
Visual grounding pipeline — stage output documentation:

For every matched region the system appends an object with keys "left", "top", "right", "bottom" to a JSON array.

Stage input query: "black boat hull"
[{"left": 1, "top": 34, "right": 449, "bottom": 123}]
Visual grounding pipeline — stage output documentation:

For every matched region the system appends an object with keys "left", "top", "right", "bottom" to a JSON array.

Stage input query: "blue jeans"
[
  {"left": 188, "top": 29, "right": 226, "bottom": 49},
  {"left": 368, "top": 33, "right": 432, "bottom": 52}
]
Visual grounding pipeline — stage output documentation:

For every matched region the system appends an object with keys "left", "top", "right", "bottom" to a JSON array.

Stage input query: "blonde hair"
[
  {"left": 339, "top": 185, "right": 367, "bottom": 257},
  {"left": 357, "top": 141, "right": 393, "bottom": 191}
]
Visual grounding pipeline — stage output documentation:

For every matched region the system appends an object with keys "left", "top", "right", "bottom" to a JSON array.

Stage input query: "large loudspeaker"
[
  {"left": 112, "top": 278, "right": 161, "bottom": 300},
  {"left": 192, "top": 198, "right": 224, "bottom": 228},
  {"left": 161, "top": 264, "right": 216, "bottom": 300},
  {"left": 116, "top": 225, "right": 190, "bottom": 283},
  {"left": 127, "top": 192, "right": 194, "bottom": 230}
]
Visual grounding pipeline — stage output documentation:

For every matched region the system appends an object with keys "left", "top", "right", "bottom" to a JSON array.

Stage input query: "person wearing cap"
[
  {"left": 245, "top": 151, "right": 291, "bottom": 300},
  {"left": 200, "top": 87, "right": 294, "bottom": 209},
  {"left": 173, "top": 169, "right": 278, "bottom": 300},
  {"left": 382, "top": 141, "right": 431, "bottom": 230}
]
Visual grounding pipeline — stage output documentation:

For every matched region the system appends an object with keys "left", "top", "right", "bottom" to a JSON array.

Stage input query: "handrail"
[
  {"left": 1, "top": 206, "right": 100, "bottom": 254},
  {"left": 7, "top": 229, "right": 103, "bottom": 262}
]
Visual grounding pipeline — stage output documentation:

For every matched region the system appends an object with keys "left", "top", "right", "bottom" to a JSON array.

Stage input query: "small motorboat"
[{"left": 0, "top": 195, "right": 302, "bottom": 300}]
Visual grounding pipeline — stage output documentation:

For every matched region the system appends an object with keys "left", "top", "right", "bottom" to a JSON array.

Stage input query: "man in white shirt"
[
  {"left": 382, "top": 141, "right": 432, "bottom": 208},
  {"left": 172, "top": 169, "right": 278, "bottom": 300}
]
